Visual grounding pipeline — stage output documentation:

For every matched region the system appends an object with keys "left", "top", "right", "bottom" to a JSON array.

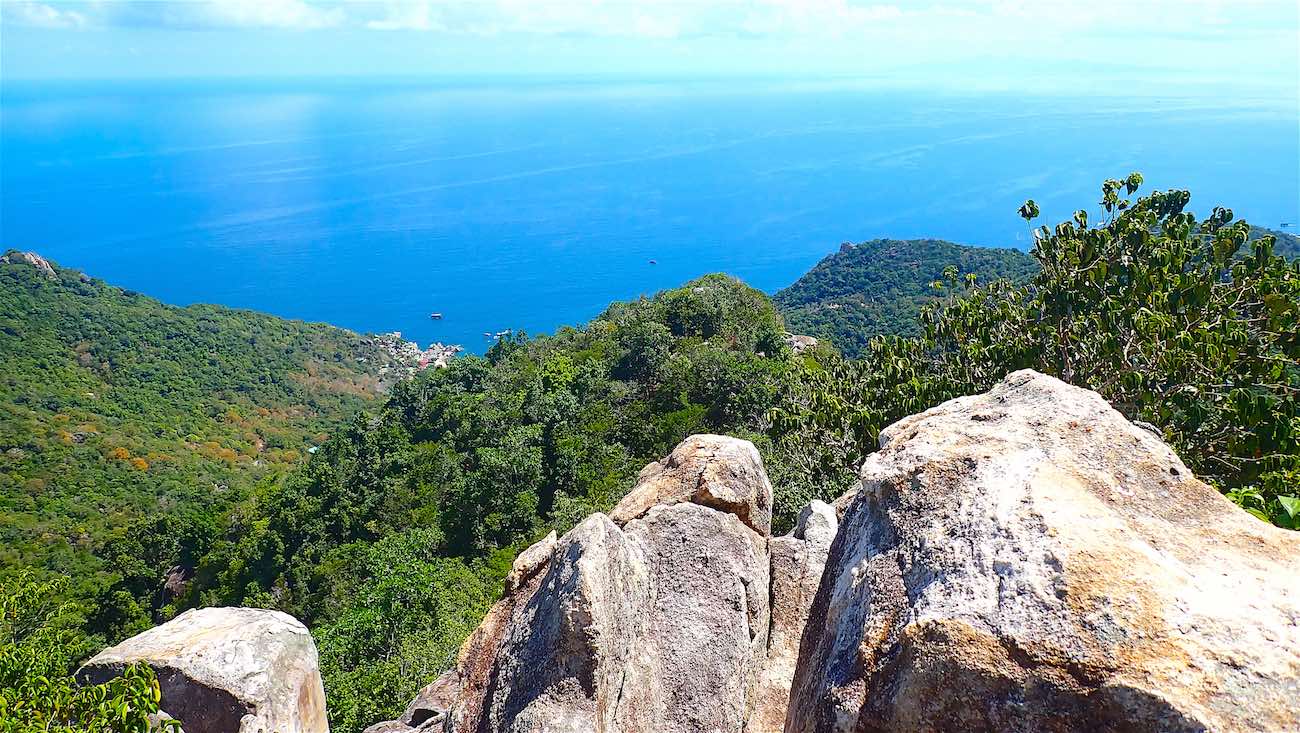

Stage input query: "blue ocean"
[{"left": 3, "top": 78, "right": 1296, "bottom": 351}]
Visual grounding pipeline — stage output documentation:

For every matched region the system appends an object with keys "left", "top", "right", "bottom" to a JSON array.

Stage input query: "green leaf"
[{"left": 1278, "top": 496, "right": 1300, "bottom": 521}]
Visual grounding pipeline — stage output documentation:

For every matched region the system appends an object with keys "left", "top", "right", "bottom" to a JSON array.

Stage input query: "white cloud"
[
  {"left": 3, "top": 0, "right": 345, "bottom": 31},
  {"left": 365, "top": 3, "right": 444, "bottom": 32},
  {"left": 354, "top": 0, "right": 1294, "bottom": 41},
  {"left": 3, "top": 0, "right": 1293, "bottom": 40},
  {"left": 193, "top": 0, "right": 346, "bottom": 30},
  {"left": 737, "top": 1, "right": 904, "bottom": 38},
  {"left": 1, "top": 1, "right": 89, "bottom": 29},
  {"left": 353, "top": 0, "right": 909, "bottom": 39}
]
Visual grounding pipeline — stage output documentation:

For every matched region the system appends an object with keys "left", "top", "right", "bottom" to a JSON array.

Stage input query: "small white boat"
[{"left": 430, "top": 312, "right": 443, "bottom": 320}]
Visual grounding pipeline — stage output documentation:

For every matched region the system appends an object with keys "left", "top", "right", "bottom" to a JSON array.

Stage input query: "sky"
[{"left": 1, "top": 0, "right": 1298, "bottom": 94}]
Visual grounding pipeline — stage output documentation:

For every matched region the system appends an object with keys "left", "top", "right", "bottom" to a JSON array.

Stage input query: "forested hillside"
[
  {"left": 777, "top": 227, "right": 1297, "bottom": 357},
  {"left": 3, "top": 177, "right": 1298, "bottom": 733},
  {"left": 775, "top": 238, "right": 1036, "bottom": 356},
  {"left": 163, "top": 182, "right": 1300, "bottom": 730},
  {"left": 1256, "top": 224, "right": 1298, "bottom": 257},
  {"left": 0, "top": 252, "right": 405, "bottom": 592},
  {"left": 170, "top": 275, "right": 809, "bottom": 729}
]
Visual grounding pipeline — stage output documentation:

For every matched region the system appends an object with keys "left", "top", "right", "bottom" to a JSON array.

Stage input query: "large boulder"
[
  {"left": 608, "top": 434, "right": 773, "bottom": 534},
  {"left": 78, "top": 607, "right": 328, "bottom": 733},
  {"left": 467, "top": 502, "right": 770, "bottom": 733},
  {"left": 374, "top": 435, "right": 789, "bottom": 733},
  {"left": 787, "top": 369, "right": 1300, "bottom": 732},
  {"left": 455, "top": 511, "right": 658, "bottom": 733},
  {"left": 451, "top": 441, "right": 774, "bottom": 733}
]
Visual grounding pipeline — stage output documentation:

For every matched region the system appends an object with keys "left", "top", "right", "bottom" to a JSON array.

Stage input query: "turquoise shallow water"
[{"left": 3, "top": 78, "right": 1296, "bottom": 351}]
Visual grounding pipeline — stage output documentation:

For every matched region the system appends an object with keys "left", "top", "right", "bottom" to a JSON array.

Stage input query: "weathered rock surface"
[
  {"left": 377, "top": 435, "right": 804, "bottom": 733},
  {"left": 470, "top": 502, "right": 769, "bottom": 733},
  {"left": 786, "top": 369, "right": 1300, "bottom": 733},
  {"left": 785, "top": 333, "right": 820, "bottom": 355},
  {"left": 454, "top": 461, "right": 773, "bottom": 733},
  {"left": 362, "top": 670, "right": 460, "bottom": 733},
  {"left": 608, "top": 434, "right": 773, "bottom": 534},
  {"left": 1, "top": 250, "right": 58, "bottom": 278},
  {"left": 78, "top": 607, "right": 328, "bottom": 733},
  {"left": 377, "top": 373, "right": 1299, "bottom": 733},
  {"left": 503, "top": 530, "right": 556, "bottom": 593},
  {"left": 748, "top": 500, "right": 838, "bottom": 733}
]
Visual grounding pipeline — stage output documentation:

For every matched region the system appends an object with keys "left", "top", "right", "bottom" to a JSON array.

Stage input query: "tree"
[
  {"left": 313, "top": 531, "right": 504, "bottom": 732},
  {"left": 934, "top": 174, "right": 1299, "bottom": 523},
  {"left": 0, "top": 571, "right": 174, "bottom": 733},
  {"left": 773, "top": 174, "right": 1300, "bottom": 529}
]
